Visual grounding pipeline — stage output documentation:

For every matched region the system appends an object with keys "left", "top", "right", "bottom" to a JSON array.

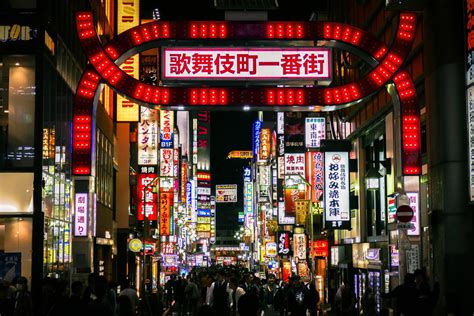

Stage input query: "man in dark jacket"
[{"left": 381, "top": 273, "right": 419, "bottom": 316}]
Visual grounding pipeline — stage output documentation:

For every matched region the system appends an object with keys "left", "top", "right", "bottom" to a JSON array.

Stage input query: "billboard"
[
  {"left": 305, "top": 117, "right": 326, "bottom": 148},
  {"left": 284, "top": 112, "right": 305, "bottom": 153},
  {"left": 324, "top": 151, "right": 350, "bottom": 229},
  {"left": 138, "top": 107, "right": 158, "bottom": 165},
  {"left": 216, "top": 184, "right": 238, "bottom": 203},
  {"left": 162, "top": 47, "right": 331, "bottom": 80},
  {"left": 285, "top": 153, "right": 305, "bottom": 175}
]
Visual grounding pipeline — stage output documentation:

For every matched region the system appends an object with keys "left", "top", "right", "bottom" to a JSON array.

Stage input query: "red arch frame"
[{"left": 73, "top": 12, "right": 421, "bottom": 176}]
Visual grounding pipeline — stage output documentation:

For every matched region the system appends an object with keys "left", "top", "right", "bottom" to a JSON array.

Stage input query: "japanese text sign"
[
  {"left": 324, "top": 151, "right": 350, "bottom": 229},
  {"left": 306, "top": 151, "right": 324, "bottom": 202},
  {"left": 160, "top": 149, "right": 174, "bottom": 177},
  {"left": 216, "top": 184, "right": 238, "bottom": 203},
  {"left": 293, "top": 233, "right": 307, "bottom": 260},
  {"left": 74, "top": 193, "right": 88, "bottom": 237},
  {"left": 277, "top": 231, "right": 292, "bottom": 256},
  {"left": 159, "top": 191, "right": 173, "bottom": 236},
  {"left": 160, "top": 110, "right": 174, "bottom": 148},
  {"left": 305, "top": 117, "right": 326, "bottom": 148},
  {"left": 312, "top": 240, "right": 329, "bottom": 257},
  {"left": 406, "top": 192, "right": 420, "bottom": 236},
  {"left": 162, "top": 47, "right": 331, "bottom": 80},
  {"left": 137, "top": 174, "right": 158, "bottom": 221},
  {"left": 259, "top": 128, "right": 271, "bottom": 160},
  {"left": 285, "top": 153, "right": 305, "bottom": 176},
  {"left": 138, "top": 107, "right": 158, "bottom": 165}
]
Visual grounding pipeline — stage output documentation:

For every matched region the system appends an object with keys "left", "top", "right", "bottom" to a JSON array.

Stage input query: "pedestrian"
[
  {"left": 86, "top": 276, "right": 115, "bottom": 316},
  {"left": 304, "top": 277, "right": 320, "bottom": 316},
  {"left": 381, "top": 273, "right": 419, "bottom": 316},
  {"left": 165, "top": 274, "right": 175, "bottom": 308},
  {"left": 287, "top": 276, "right": 308, "bottom": 316},
  {"left": 184, "top": 276, "right": 200, "bottom": 315},
  {"left": 260, "top": 274, "right": 278, "bottom": 316},
  {"left": 241, "top": 273, "right": 259, "bottom": 296},
  {"left": 46, "top": 279, "right": 69, "bottom": 316},
  {"left": 237, "top": 293, "right": 261, "bottom": 316},
  {"left": 13, "top": 276, "right": 33, "bottom": 316},
  {"left": 361, "top": 287, "right": 376, "bottom": 316},
  {"left": 209, "top": 269, "right": 231, "bottom": 315},
  {"left": 119, "top": 279, "right": 139, "bottom": 314},
  {"left": 68, "top": 280, "right": 86, "bottom": 316},
  {"left": 229, "top": 277, "right": 245, "bottom": 316},
  {"left": 83, "top": 273, "right": 98, "bottom": 305},
  {"left": 0, "top": 279, "right": 14, "bottom": 316}
]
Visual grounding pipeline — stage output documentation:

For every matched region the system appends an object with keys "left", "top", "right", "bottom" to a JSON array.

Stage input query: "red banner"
[
  {"left": 137, "top": 174, "right": 158, "bottom": 221},
  {"left": 159, "top": 191, "right": 173, "bottom": 235}
]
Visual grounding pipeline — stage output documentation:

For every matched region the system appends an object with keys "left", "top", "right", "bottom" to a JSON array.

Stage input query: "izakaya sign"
[
  {"left": 162, "top": 47, "right": 331, "bottom": 80},
  {"left": 324, "top": 151, "right": 350, "bottom": 229}
]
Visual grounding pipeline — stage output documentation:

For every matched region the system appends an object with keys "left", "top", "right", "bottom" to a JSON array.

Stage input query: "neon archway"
[{"left": 73, "top": 12, "right": 421, "bottom": 177}]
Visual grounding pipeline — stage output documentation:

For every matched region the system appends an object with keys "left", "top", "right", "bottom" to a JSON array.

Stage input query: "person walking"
[
  {"left": 260, "top": 274, "right": 279, "bottom": 316},
  {"left": 287, "top": 276, "right": 309, "bottom": 316},
  {"left": 381, "top": 273, "right": 419, "bottom": 316},
  {"left": 229, "top": 277, "right": 245, "bottom": 316},
  {"left": 209, "top": 270, "right": 231, "bottom": 315},
  {"left": 119, "top": 279, "right": 139, "bottom": 315},
  {"left": 13, "top": 276, "right": 33, "bottom": 316},
  {"left": 361, "top": 287, "right": 376, "bottom": 316},
  {"left": 185, "top": 276, "right": 200, "bottom": 315},
  {"left": 68, "top": 280, "right": 86, "bottom": 316},
  {"left": 86, "top": 276, "right": 115, "bottom": 316}
]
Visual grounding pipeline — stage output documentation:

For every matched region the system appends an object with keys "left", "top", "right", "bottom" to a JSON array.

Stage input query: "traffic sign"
[
  {"left": 396, "top": 204, "right": 414, "bottom": 222},
  {"left": 397, "top": 222, "right": 415, "bottom": 230}
]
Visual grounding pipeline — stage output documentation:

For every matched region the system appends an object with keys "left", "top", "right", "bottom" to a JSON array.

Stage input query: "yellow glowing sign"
[
  {"left": 196, "top": 223, "right": 211, "bottom": 232},
  {"left": 227, "top": 151, "right": 253, "bottom": 159},
  {"left": 116, "top": 0, "right": 140, "bottom": 122}
]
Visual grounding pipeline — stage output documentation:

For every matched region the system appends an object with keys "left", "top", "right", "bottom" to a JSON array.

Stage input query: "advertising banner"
[
  {"left": 0, "top": 253, "right": 21, "bottom": 281},
  {"left": 295, "top": 200, "right": 310, "bottom": 225},
  {"left": 293, "top": 233, "right": 307, "bottom": 260},
  {"left": 197, "top": 111, "right": 211, "bottom": 170},
  {"left": 160, "top": 148, "right": 174, "bottom": 177},
  {"left": 324, "top": 151, "right": 350, "bottom": 229},
  {"left": 278, "top": 179, "right": 295, "bottom": 225},
  {"left": 305, "top": 117, "right": 326, "bottom": 148},
  {"left": 284, "top": 187, "right": 306, "bottom": 216},
  {"left": 266, "top": 242, "right": 277, "bottom": 258},
  {"left": 406, "top": 192, "right": 420, "bottom": 236},
  {"left": 277, "top": 231, "right": 292, "bottom": 256},
  {"left": 253, "top": 120, "right": 262, "bottom": 157},
  {"left": 216, "top": 184, "right": 238, "bottom": 203},
  {"left": 137, "top": 173, "right": 158, "bottom": 221},
  {"left": 162, "top": 47, "right": 331, "bottom": 80},
  {"left": 259, "top": 128, "right": 271, "bottom": 161},
  {"left": 306, "top": 151, "right": 324, "bottom": 202},
  {"left": 138, "top": 107, "right": 158, "bottom": 165}
]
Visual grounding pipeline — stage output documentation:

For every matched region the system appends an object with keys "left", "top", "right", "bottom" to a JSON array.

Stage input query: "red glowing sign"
[
  {"left": 311, "top": 240, "right": 329, "bottom": 257},
  {"left": 137, "top": 174, "right": 158, "bottom": 221},
  {"left": 73, "top": 12, "right": 420, "bottom": 177}
]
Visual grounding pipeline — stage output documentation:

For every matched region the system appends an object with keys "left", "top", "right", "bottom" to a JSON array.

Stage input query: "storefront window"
[
  {"left": 0, "top": 55, "right": 36, "bottom": 169},
  {"left": 96, "top": 129, "right": 114, "bottom": 209}
]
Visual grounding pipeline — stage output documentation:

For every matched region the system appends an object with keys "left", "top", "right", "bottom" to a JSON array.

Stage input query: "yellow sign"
[
  {"left": 197, "top": 217, "right": 211, "bottom": 224},
  {"left": 227, "top": 151, "right": 253, "bottom": 159},
  {"left": 259, "top": 128, "right": 271, "bottom": 160},
  {"left": 128, "top": 238, "right": 143, "bottom": 252},
  {"left": 196, "top": 223, "right": 211, "bottom": 232},
  {"left": 295, "top": 200, "right": 310, "bottom": 225},
  {"left": 116, "top": 0, "right": 140, "bottom": 122}
]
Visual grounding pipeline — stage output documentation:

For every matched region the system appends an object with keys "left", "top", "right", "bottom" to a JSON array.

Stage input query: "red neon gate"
[{"left": 73, "top": 13, "right": 421, "bottom": 176}]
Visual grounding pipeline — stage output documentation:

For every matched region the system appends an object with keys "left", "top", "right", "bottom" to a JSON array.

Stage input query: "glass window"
[{"left": 0, "top": 55, "right": 36, "bottom": 169}]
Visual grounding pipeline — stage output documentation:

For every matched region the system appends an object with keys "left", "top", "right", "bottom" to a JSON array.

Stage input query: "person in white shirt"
[
  {"left": 229, "top": 277, "right": 246, "bottom": 315},
  {"left": 208, "top": 270, "right": 232, "bottom": 314},
  {"left": 119, "top": 279, "right": 139, "bottom": 314}
]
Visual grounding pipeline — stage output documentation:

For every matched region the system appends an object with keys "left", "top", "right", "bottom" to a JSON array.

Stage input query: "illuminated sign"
[
  {"left": 197, "top": 209, "right": 211, "bottom": 217},
  {"left": 266, "top": 242, "right": 277, "bottom": 258},
  {"left": 197, "top": 172, "right": 211, "bottom": 181},
  {"left": 160, "top": 149, "right": 174, "bottom": 177},
  {"left": 116, "top": 0, "right": 140, "bottom": 122},
  {"left": 306, "top": 151, "right": 324, "bottom": 202},
  {"left": 160, "top": 110, "right": 174, "bottom": 148},
  {"left": 388, "top": 196, "right": 397, "bottom": 223},
  {"left": 216, "top": 184, "right": 238, "bottom": 203},
  {"left": 243, "top": 166, "right": 252, "bottom": 182},
  {"left": 285, "top": 113, "right": 305, "bottom": 152},
  {"left": 137, "top": 174, "right": 158, "bottom": 221},
  {"left": 277, "top": 112, "right": 284, "bottom": 134},
  {"left": 253, "top": 120, "right": 262, "bottom": 157},
  {"left": 197, "top": 111, "right": 211, "bottom": 171},
  {"left": 159, "top": 191, "right": 173, "bottom": 236},
  {"left": 196, "top": 223, "right": 211, "bottom": 232},
  {"left": 259, "top": 128, "right": 271, "bottom": 160},
  {"left": 197, "top": 187, "right": 211, "bottom": 195},
  {"left": 197, "top": 217, "right": 211, "bottom": 224},
  {"left": 285, "top": 153, "right": 305, "bottom": 175},
  {"left": 311, "top": 240, "right": 329, "bottom": 257},
  {"left": 163, "top": 254, "right": 178, "bottom": 267},
  {"left": 162, "top": 47, "right": 331, "bottom": 80},
  {"left": 295, "top": 200, "right": 310, "bottom": 225},
  {"left": 138, "top": 107, "right": 158, "bottom": 165},
  {"left": 244, "top": 182, "right": 253, "bottom": 215},
  {"left": 74, "top": 193, "right": 88, "bottom": 237},
  {"left": 277, "top": 231, "right": 291, "bottom": 256},
  {"left": 324, "top": 151, "right": 350, "bottom": 229},
  {"left": 227, "top": 150, "right": 253, "bottom": 159},
  {"left": 468, "top": 1, "right": 474, "bottom": 199},
  {"left": 305, "top": 117, "right": 325, "bottom": 148},
  {"left": 406, "top": 192, "right": 420, "bottom": 236},
  {"left": 0, "top": 25, "right": 37, "bottom": 42},
  {"left": 284, "top": 187, "right": 306, "bottom": 216}
]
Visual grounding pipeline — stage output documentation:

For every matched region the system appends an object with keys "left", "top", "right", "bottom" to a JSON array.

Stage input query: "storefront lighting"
[{"left": 365, "top": 166, "right": 382, "bottom": 190}]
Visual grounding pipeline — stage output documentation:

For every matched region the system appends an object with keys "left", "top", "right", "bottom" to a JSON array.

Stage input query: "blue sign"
[
  {"left": 160, "top": 136, "right": 173, "bottom": 148},
  {"left": 197, "top": 209, "right": 211, "bottom": 217},
  {"left": 186, "top": 181, "right": 192, "bottom": 206},
  {"left": 243, "top": 166, "right": 251, "bottom": 182},
  {"left": 252, "top": 120, "right": 262, "bottom": 156},
  {"left": 0, "top": 253, "right": 21, "bottom": 282}
]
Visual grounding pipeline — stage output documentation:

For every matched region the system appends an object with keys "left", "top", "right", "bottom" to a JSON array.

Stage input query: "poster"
[{"left": 0, "top": 253, "right": 21, "bottom": 282}]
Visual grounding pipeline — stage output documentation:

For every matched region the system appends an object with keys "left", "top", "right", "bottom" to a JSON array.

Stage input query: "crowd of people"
[{"left": 0, "top": 266, "right": 440, "bottom": 316}]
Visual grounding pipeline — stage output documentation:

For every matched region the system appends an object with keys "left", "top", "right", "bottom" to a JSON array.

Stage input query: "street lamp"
[{"left": 365, "top": 166, "right": 382, "bottom": 190}]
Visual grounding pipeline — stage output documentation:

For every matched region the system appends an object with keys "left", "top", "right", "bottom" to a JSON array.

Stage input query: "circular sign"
[
  {"left": 128, "top": 238, "right": 143, "bottom": 253},
  {"left": 396, "top": 205, "right": 414, "bottom": 223}
]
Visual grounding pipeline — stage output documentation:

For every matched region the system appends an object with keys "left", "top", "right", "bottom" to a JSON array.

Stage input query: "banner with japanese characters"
[
  {"left": 160, "top": 110, "right": 174, "bottom": 148},
  {"left": 160, "top": 148, "right": 174, "bottom": 177},
  {"left": 162, "top": 47, "right": 331, "bottom": 80},
  {"left": 138, "top": 107, "right": 158, "bottom": 165},
  {"left": 293, "top": 233, "right": 307, "bottom": 260},
  {"left": 259, "top": 128, "right": 271, "bottom": 161},
  {"left": 285, "top": 153, "right": 305, "bottom": 175},
  {"left": 137, "top": 173, "right": 158, "bottom": 221},
  {"left": 277, "top": 231, "right": 292, "bottom": 256},
  {"left": 306, "top": 152, "right": 324, "bottom": 202},
  {"left": 305, "top": 117, "right": 326, "bottom": 148},
  {"left": 324, "top": 151, "right": 350, "bottom": 229},
  {"left": 159, "top": 190, "right": 173, "bottom": 236},
  {"left": 74, "top": 193, "right": 88, "bottom": 236}
]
